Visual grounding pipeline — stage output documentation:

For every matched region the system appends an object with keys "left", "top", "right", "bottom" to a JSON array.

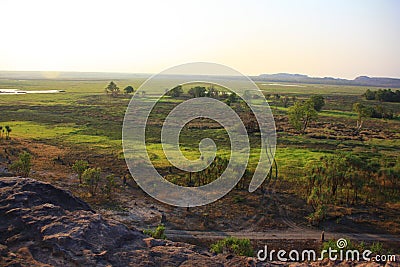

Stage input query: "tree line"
[{"left": 364, "top": 88, "right": 400, "bottom": 102}]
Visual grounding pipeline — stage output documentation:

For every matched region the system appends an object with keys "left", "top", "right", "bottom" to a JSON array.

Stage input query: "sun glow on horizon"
[{"left": 1, "top": 0, "right": 399, "bottom": 79}]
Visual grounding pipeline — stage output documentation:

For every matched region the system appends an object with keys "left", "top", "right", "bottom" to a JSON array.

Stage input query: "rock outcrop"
[{"left": 0, "top": 177, "right": 254, "bottom": 266}]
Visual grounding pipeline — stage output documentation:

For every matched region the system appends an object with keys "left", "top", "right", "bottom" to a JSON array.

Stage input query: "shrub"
[
  {"left": 10, "top": 151, "right": 32, "bottom": 177},
  {"left": 143, "top": 224, "right": 166, "bottom": 239},
  {"left": 101, "top": 174, "right": 116, "bottom": 199},
  {"left": 322, "top": 238, "right": 355, "bottom": 253},
  {"left": 233, "top": 195, "right": 245, "bottom": 203},
  {"left": 370, "top": 242, "right": 383, "bottom": 254},
  {"left": 124, "top": 85, "right": 135, "bottom": 94},
  {"left": 310, "top": 95, "right": 325, "bottom": 111},
  {"left": 82, "top": 167, "right": 101, "bottom": 196},
  {"left": 306, "top": 204, "right": 327, "bottom": 226},
  {"left": 4, "top": 125, "right": 12, "bottom": 140},
  {"left": 72, "top": 160, "right": 89, "bottom": 184},
  {"left": 210, "top": 237, "right": 253, "bottom": 257}
]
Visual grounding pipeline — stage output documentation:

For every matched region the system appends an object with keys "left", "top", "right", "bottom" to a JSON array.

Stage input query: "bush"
[
  {"left": 143, "top": 224, "right": 166, "bottom": 239},
  {"left": 370, "top": 242, "right": 383, "bottom": 254},
  {"left": 72, "top": 160, "right": 89, "bottom": 184},
  {"left": 306, "top": 204, "right": 327, "bottom": 226},
  {"left": 233, "top": 195, "right": 245, "bottom": 203},
  {"left": 210, "top": 237, "right": 253, "bottom": 257},
  {"left": 322, "top": 238, "right": 355, "bottom": 253},
  {"left": 124, "top": 85, "right": 134, "bottom": 94},
  {"left": 10, "top": 151, "right": 31, "bottom": 177},
  {"left": 310, "top": 95, "right": 325, "bottom": 111},
  {"left": 101, "top": 174, "right": 116, "bottom": 199},
  {"left": 82, "top": 167, "right": 101, "bottom": 196}
]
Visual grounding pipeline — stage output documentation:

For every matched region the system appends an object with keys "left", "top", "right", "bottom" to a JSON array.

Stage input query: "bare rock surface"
[
  {"left": 0, "top": 177, "right": 252, "bottom": 266},
  {"left": 0, "top": 177, "right": 397, "bottom": 267}
]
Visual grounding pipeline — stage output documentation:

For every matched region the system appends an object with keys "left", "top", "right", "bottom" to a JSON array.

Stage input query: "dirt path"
[{"left": 165, "top": 229, "right": 400, "bottom": 242}]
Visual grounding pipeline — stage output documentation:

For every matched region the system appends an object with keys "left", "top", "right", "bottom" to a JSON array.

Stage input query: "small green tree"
[
  {"left": 105, "top": 81, "right": 120, "bottom": 97},
  {"left": 82, "top": 167, "right": 101, "bottom": 196},
  {"left": 353, "top": 102, "right": 373, "bottom": 132},
  {"left": 101, "top": 174, "right": 116, "bottom": 199},
  {"left": 0, "top": 126, "right": 3, "bottom": 139},
  {"left": 123, "top": 85, "right": 134, "bottom": 94},
  {"left": 363, "top": 89, "right": 375, "bottom": 100},
  {"left": 72, "top": 160, "right": 89, "bottom": 184},
  {"left": 10, "top": 151, "right": 32, "bottom": 177},
  {"left": 5, "top": 126, "right": 12, "bottom": 139},
  {"left": 288, "top": 100, "right": 318, "bottom": 133},
  {"left": 166, "top": 85, "right": 183, "bottom": 97},
  {"left": 310, "top": 95, "right": 325, "bottom": 111}
]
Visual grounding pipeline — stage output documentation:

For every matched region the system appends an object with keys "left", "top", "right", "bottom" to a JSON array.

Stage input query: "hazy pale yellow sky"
[{"left": 1, "top": 0, "right": 399, "bottom": 79}]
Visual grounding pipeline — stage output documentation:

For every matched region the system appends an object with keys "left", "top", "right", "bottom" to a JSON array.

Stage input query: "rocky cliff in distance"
[
  {"left": 255, "top": 73, "right": 400, "bottom": 88},
  {"left": 0, "top": 177, "right": 254, "bottom": 267}
]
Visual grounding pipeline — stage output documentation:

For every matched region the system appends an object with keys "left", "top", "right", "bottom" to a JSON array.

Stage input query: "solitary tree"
[
  {"left": 353, "top": 102, "right": 373, "bottom": 133},
  {"left": 5, "top": 126, "right": 11, "bottom": 139},
  {"left": 124, "top": 85, "right": 134, "bottom": 94},
  {"left": 288, "top": 100, "right": 318, "bottom": 133},
  {"left": 105, "top": 81, "right": 120, "bottom": 97},
  {"left": 310, "top": 95, "right": 325, "bottom": 111},
  {"left": 166, "top": 85, "right": 183, "bottom": 97}
]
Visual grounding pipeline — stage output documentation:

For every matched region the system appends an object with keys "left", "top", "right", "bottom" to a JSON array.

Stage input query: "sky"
[{"left": 1, "top": 0, "right": 399, "bottom": 79}]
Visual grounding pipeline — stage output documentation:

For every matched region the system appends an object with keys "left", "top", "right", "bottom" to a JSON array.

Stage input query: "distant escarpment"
[{"left": 255, "top": 73, "right": 400, "bottom": 88}]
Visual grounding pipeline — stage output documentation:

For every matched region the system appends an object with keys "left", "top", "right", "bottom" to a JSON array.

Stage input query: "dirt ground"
[{"left": 1, "top": 137, "right": 399, "bottom": 242}]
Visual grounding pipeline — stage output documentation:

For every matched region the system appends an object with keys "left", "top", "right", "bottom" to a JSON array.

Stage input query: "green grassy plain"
[{"left": 1, "top": 78, "right": 399, "bottom": 190}]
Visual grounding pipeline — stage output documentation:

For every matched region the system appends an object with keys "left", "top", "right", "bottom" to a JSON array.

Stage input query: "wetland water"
[{"left": 0, "top": 89, "right": 64, "bottom": 94}]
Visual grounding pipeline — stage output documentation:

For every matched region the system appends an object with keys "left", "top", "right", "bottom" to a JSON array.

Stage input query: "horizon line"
[{"left": 1, "top": 69, "right": 400, "bottom": 80}]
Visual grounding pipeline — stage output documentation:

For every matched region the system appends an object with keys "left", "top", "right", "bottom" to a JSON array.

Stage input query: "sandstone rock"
[{"left": 0, "top": 177, "right": 251, "bottom": 266}]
